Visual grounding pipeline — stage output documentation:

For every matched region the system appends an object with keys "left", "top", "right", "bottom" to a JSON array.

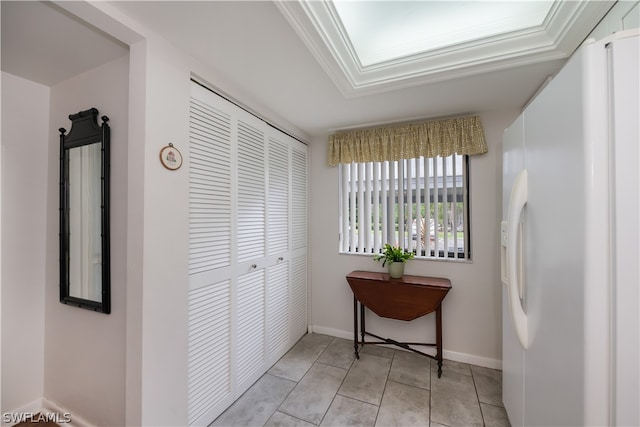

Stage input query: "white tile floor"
[{"left": 212, "top": 333, "right": 510, "bottom": 427}]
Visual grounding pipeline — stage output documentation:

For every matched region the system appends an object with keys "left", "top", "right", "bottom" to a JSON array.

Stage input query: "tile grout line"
[
  {"left": 314, "top": 336, "right": 351, "bottom": 427},
  {"left": 266, "top": 336, "right": 335, "bottom": 426},
  {"left": 429, "top": 358, "right": 436, "bottom": 427},
  {"left": 328, "top": 345, "right": 396, "bottom": 426},
  {"left": 331, "top": 359, "right": 389, "bottom": 417},
  {"left": 372, "top": 349, "right": 397, "bottom": 426},
  {"left": 313, "top": 337, "right": 343, "bottom": 426},
  {"left": 470, "top": 366, "right": 487, "bottom": 427},
  {"left": 265, "top": 375, "right": 301, "bottom": 426}
]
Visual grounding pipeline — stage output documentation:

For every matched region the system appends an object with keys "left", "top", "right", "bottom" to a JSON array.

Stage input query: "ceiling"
[
  {"left": 1, "top": 1, "right": 614, "bottom": 138},
  {"left": 1, "top": 1, "right": 128, "bottom": 87}
]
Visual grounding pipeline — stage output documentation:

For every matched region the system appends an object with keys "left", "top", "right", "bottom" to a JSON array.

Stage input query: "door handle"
[{"left": 507, "top": 169, "right": 528, "bottom": 349}]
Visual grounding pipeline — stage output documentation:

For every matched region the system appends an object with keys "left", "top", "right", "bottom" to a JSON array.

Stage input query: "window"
[
  {"left": 330, "top": 114, "right": 485, "bottom": 260},
  {"left": 339, "top": 154, "right": 470, "bottom": 260}
]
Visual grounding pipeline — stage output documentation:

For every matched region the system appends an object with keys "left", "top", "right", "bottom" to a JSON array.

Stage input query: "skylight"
[{"left": 331, "top": 1, "right": 555, "bottom": 67}]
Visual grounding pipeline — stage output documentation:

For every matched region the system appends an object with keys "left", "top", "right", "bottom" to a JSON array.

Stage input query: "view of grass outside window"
[{"left": 339, "top": 154, "right": 470, "bottom": 260}]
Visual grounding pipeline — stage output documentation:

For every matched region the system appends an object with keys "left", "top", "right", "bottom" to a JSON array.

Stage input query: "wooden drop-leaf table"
[{"left": 346, "top": 270, "right": 452, "bottom": 377}]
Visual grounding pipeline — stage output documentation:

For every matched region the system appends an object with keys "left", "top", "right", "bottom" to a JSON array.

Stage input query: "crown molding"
[{"left": 274, "top": 0, "right": 615, "bottom": 98}]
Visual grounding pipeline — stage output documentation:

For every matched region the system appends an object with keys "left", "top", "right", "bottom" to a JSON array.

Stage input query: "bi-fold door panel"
[
  {"left": 235, "top": 114, "right": 269, "bottom": 394},
  {"left": 188, "top": 95, "right": 235, "bottom": 426},
  {"left": 266, "top": 134, "right": 291, "bottom": 362},
  {"left": 290, "top": 143, "right": 309, "bottom": 342}
]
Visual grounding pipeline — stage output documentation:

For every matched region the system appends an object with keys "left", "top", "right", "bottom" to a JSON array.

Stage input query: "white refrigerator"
[{"left": 501, "top": 30, "right": 639, "bottom": 426}]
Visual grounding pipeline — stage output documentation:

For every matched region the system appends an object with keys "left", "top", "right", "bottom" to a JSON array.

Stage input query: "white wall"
[
  {"left": 43, "top": 55, "right": 129, "bottom": 426},
  {"left": 135, "top": 36, "right": 190, "bottom": 427},
  {"left": 309, "top": 109, "right": 518, "bottom": 368},
  {"left": 1, "top": 72, "right": 50, "bottom": 415}
]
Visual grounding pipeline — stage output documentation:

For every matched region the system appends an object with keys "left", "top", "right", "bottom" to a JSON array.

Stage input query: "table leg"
[
  {"left": 436, "top": 305, "right": 443, "bottom": 378},
  {"left": 353, "top": 296, "right": 359, "bottom": 359},
  {"left": 360, "top": 303, "right": 366, "bottom": 345}
]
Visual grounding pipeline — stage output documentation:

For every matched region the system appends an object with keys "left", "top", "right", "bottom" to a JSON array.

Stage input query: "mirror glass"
[
  {"left": 59, "top": 108, "right": 110, "bottom": 314},
  {"left": 68, "top": 144, "right": 102, "bottom": 302}
]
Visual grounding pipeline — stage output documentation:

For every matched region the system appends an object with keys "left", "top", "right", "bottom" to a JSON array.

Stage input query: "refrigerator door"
[
  {"left": 521, "top": 47, "right": 588, "bottom": 426},
  {"left": 521, "top": 39, "right": 609, "bottom": 426},
  {"left": 502, "top": 114, "right": 525, "bottom": 426},
  {"left": 609, "top": 32, "right": 639, "bottom": 427}
]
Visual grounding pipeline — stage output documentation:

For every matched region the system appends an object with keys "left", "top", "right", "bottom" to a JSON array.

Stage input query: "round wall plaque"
[{"left": 159, "top": 143, "right": 183, "bottom": 170}]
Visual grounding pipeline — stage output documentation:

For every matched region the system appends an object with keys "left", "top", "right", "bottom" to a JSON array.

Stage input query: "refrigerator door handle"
[
  {"left": 500, "top": 221, "right": 508, "bottom": 286},
  {"left": 507, "top": 169, "right": 528, "bottom": 349}
]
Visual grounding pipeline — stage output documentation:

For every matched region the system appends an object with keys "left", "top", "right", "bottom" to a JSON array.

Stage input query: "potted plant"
[{"left": 373, "top": 243, "right": 415, "bottom": 278}]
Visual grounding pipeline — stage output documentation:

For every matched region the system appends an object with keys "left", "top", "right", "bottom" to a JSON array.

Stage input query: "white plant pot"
[{"left": 388, "top": 262, "right": 405, "bottom": 279}]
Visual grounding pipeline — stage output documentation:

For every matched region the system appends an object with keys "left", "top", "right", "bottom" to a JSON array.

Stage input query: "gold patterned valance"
[{"left": 327, "top": 115, "right": 487, "bottom": 166}]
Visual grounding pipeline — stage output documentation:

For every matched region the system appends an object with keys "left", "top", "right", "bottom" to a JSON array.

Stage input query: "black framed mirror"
[{"left": 59, "top": 108, "right": 111, "bottom": 313}]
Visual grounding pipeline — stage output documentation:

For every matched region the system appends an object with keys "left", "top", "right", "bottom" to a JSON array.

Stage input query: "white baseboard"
[
  {"left": 2, "top": 398, "right": 43, "bottom": 426},
  {"left": 309, "top": 325, "right": 353, "bottom": 341},
  {"left": 42, "top": 398, "right": 93, "bottom": 427},
  {"left": 442, "top": 349, "right": 502, "bottom": 370},
  {"left": 308, "top": 324, "right": 502, "bottom": 370},
  {"left": 2, "top": 398, "right": 92, "bottom": 427}
]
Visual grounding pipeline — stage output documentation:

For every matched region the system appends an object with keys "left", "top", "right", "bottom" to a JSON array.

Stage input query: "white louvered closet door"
[
  {"left": 187, "top": 96, "right": 234, "bottom": 426},
  {"left": 267, "top": 135, "right": 290, "bottom": 361},
  {"left": 290, "top": 142, "right": 308, "bottom": 341},
  {"left": 188, "top": 81, "right": 308, "bottom": 427},
  {"left": 235, "top": 113, "right": 267, "bottom": 393}
]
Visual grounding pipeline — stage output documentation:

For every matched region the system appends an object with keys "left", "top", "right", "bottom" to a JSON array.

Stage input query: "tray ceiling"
[{"left": 275, "top": 1, "right": 615, "bottom": 96}]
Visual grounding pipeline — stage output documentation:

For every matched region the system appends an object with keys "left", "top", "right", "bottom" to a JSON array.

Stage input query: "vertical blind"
[{"left": 339, "top": 154, "right": 470, "bottom": 259}]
